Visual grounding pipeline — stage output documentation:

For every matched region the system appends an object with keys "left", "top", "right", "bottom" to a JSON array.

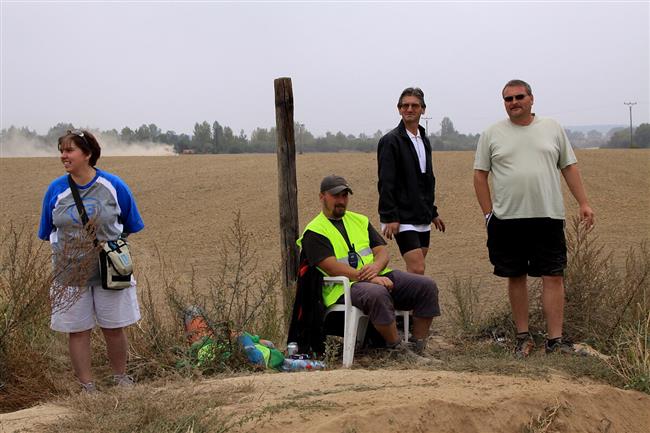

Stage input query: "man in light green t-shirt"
[{"left": 473, "top": 79, "right": 595, "bottom": 357}]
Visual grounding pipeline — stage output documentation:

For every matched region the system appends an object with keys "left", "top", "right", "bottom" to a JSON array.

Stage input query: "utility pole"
[
  {"left": 421, "top": 116, "right": 432, "bottom": 137},
  {"left": 624, "top": 102, "right": 637, "bottom": 148},
  {"left": 298, "top": 123, "right": 304, "bottom": 155}
]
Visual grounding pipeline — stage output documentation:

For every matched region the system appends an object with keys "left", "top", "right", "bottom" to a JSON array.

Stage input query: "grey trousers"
[{"left": 337, "top": 270, "right": 440, "bottom": 326}]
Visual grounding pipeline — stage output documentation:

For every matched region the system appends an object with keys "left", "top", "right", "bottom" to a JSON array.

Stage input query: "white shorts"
[{"left": 50, "top": 280, "right": 141, "bottom": 333}]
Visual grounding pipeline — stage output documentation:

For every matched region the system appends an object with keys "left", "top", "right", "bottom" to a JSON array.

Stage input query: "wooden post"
[{"left": 274, "top": 77, "right": 299, "bottom": 317}]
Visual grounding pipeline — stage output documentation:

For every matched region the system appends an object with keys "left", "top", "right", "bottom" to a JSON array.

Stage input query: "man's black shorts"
[
  {"left": 487, "top": 216, "right": 566, "bottom": 277},
  {"left": 394, "top": 230, "right": 430, "bottom": 255}
]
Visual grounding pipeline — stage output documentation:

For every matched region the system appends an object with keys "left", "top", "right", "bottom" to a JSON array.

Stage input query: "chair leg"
[
  {"left": 342, "top": 308, "right": 362, "bottom": 368},
  {"left": 402, "top": 311, "right": 410, "bottom": 343},
  {"left": 357, "top": 315, "right": 369, "bottom": 346}
]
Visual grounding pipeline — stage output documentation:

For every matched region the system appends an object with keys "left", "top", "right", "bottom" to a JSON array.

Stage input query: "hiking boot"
[
  {"left": 80, "top": 382, "right": 98, "bottom": 394},
  {"left": 113, "top": 374, "right": 135, "bottom": 387},
  {"left": 545, "top": 337, "right": 582, "bottom": 355},
  {"left": 407, "top": 337, "right": 427, "bottom": 354},
  {"left": 387, "top": 341, "right": 433, "bottom": 365},
  {"left": 514, "top": 332, "right": 535, "bottom": 358}
]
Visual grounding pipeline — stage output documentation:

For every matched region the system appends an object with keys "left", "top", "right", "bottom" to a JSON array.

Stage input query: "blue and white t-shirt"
[{"left": 38, "top": 169, "right": 144, "bottom": 285}]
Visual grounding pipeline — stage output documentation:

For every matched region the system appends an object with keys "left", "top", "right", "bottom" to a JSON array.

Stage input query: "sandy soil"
[
  {"left": 1, "top": 149, "right": 649, "bottom": 310},
  {"left": 2, "top": 369, "right": 649, "bottom": 433},
  {"left": 1, "top": 150, "right": 649, "bottom": 431}
]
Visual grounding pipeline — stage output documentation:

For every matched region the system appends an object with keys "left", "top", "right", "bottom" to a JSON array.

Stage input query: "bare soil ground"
[
  {"left": 2, "top": 150, "right": 648, "bottom": 308},
  {"left": 3, "top": 150, "right": 649, "bottom": 284},
  {"left": 1, "top": 150, "right": 649, "bottom": 432},
  {"left": 1, "top": 369, "right": 649, "bottom": 433}
]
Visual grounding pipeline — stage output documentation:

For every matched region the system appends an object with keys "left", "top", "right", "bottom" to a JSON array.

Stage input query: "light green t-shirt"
[{"left": 473, "top": 116, "right": 577, "bottom": 220}]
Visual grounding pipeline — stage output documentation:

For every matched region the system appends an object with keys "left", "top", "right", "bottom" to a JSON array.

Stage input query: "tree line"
[
  {"left": 600, "top": 124, "right": 650, "bottom": 149},
  {"left": 2, "top": 119, "right": 648, "bottom": 154}
]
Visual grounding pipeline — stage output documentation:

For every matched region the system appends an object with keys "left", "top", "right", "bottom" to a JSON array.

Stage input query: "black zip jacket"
[{"left": 377, "top": 120, "right": 438, "bottom": 225}]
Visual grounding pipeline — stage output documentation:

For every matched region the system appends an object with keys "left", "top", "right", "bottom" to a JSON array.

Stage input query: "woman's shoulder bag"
[{"left": 67, "top": 175, "right": 133, "bottom": 290}]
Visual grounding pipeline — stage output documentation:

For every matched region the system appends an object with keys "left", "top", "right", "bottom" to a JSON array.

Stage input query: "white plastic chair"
[{"left": 323, "top": 276, "right": 410, "bottom": 368}]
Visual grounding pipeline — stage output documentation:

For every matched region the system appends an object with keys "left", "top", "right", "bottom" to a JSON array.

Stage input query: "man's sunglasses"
[
  {"left": 503, "top": 94, "right": 527, "bottom": 102},
  {"left": 399, "top": 103, "right": 422, "bottom": 109}
]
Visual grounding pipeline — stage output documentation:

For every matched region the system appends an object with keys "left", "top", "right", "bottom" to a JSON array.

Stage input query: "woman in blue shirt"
[{"left": 38, "top": 129, "right": 144, "bottom": 392}]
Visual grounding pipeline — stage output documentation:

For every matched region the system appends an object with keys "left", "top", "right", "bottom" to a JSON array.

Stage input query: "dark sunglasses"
[
  {"left": 399, "top": 103, "right": 422, "bottom": 109},
  {"left": 503, "top": 94, "right": 527, "bottom": 102},
  {"left": 67, "top": 129, "right": 90, "bottom": 147}
]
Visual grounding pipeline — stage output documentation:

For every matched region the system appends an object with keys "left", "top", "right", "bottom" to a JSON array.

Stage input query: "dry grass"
[
  {"left": 445, "top": 275, "right": 511, "bottom": 339},
  {"left": 122, "top": 211, "right": 287, "bottom": 380},
  {"left": 606, "top": 307, "right": 650, "bottom": 393},
  {"left": 0, "top": 222, "right": 96, "bottom": 412},
  {"left": 41, "top": 381, "right": 255, "bottom": 433},
  {"left": 323, "top": 335, "right": 343, "bottom": 367},
  {"left": 521, "top": 399, "right": 564, "bottom": 433},
  {"left": 561, "top": 219, "right": 650, "bottom": 345},
  {"left": 0, "top": 222, "right": 92, "bottom": 350}
]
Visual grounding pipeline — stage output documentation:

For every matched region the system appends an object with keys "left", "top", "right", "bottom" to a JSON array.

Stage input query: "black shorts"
[
  {"left": 487, "top": 216, "right": 566, "bottom": 278},
  {"left": 394, "top": 230, "right": 430, "bottom": 255}
]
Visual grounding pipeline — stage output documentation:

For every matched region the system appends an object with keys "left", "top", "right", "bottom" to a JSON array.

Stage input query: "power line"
[{"left": 421, "top": 117, "right": 432, "bottom": 136}]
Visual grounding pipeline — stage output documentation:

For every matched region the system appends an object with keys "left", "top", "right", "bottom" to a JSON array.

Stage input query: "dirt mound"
[
  {"left": 2, "top": 369, "right": 648, "bottom": 433},
  {"left": 215, "top": 369, "right": 650, "bottom": 433}
]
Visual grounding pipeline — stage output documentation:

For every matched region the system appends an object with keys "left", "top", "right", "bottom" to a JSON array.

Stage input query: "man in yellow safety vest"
[{"left": 297, "top": 174, "right": 440, "bottom": 353}]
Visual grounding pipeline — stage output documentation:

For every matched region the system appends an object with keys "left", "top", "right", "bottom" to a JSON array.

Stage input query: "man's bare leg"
[
  {"left": 541, "top": 275, "right": 565, "bottom": 339},
  {"left": 412, "top": 316, "right": 433, "bottom": 340},
  {"left": 508, "top": 275, "right": 529, "bottom": 333},
  {"left": 373, "top": 321, "right": 400, "bottom": 345}
]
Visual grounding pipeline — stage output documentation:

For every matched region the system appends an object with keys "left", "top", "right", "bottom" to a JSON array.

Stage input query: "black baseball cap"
[{"left": 320, "top": 174, "right": 353, "bottom": 194}]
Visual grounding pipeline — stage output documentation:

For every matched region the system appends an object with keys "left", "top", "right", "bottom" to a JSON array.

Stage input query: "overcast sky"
[{"left": 1, "top": 1, "right": 648, "bottom": 138}]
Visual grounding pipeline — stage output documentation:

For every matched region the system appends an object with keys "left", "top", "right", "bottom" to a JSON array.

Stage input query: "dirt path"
[{"left": 3, "top": 369, "right": 649, "bottom": 433}]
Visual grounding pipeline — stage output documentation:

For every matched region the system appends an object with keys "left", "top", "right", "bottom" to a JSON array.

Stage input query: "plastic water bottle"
[{"left": 281, "top": 358, "right": 325, "bottom": 372}]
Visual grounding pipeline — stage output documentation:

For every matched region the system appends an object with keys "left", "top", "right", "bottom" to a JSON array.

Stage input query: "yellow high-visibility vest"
[{"left": 297, "top": 211, "right": 390, "bottom": 307}]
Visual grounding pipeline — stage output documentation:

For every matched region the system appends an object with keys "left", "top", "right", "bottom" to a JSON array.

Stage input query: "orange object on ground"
[{"left": 183, "top": 306, "right": 213, "bottom": 344}]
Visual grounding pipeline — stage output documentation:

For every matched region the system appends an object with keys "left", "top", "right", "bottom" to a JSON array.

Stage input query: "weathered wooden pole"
[{"left": 274, "top": 77, "right": 299, "bottom": 316}]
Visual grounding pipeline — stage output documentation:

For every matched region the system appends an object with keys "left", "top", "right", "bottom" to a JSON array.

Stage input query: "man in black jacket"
[{"left": 377, "top": 87, "right": 445, "bottom": 275}]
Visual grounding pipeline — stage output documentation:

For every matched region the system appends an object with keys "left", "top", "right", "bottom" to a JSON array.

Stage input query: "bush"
[
  {"left": 561, "top": 218, "right": 650, "bottom": 347},
  {"left": 126, "top": 210, "right": 286, "bottom": 377},
  {"left": 446, "top": 275, "right": 512, "bottom": 341},
  {"left": 607, "top": 309, "right": 650, "bottom": 393},
  {"left": 0, "top": 222, "right": 94, "bottom": 411}
]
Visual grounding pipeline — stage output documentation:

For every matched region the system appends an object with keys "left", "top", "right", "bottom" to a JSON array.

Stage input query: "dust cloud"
[{"left": 0, "top": 130, "right": 175, "bottom": 157}]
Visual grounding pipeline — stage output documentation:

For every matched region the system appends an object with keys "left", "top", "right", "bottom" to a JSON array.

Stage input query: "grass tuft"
[{"left": 521, "top": 399, "right": 564, "bottom": 433}]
